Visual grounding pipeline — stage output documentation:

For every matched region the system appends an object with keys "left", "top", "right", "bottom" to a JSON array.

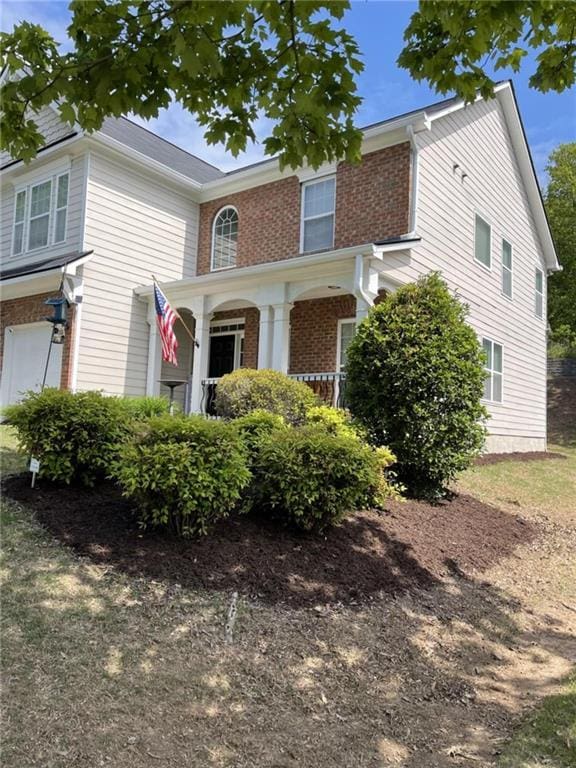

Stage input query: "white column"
[
  {"left": 257, "top": 305, "right": 273, "bottom": 369},
  {"left": 146, "top": 318, "right": 162, "bottom": 396},
  {"left": 189, "top": 313, "right": 211, "bottom": 413},
  {"left": 270, "top": 302, "right": 292, "bottom": 373}
]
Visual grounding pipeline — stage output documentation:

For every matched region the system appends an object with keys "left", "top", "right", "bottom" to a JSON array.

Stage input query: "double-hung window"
[
  {"left": 474, "top": 214, "right": 491, "bottom": 268},
  {"left": 502, "top": 240, "right": 513, "bottom": 298},
  {"left": 482, "top": 338, "right": 503, "bottom": 402},
  {"left": 301, "top": 176, "right": 335, "bottom": 253},
  {"left": 12, "top": 170, "right": 70, "bottom": 255},
  {"left": 535, "top": 268, "right": 544, "bottom": 319}
]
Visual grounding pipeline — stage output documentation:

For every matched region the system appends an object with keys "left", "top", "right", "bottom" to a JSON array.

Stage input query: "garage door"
[{"left": 1, "top": 323, "right": 63, "bottom": 408}]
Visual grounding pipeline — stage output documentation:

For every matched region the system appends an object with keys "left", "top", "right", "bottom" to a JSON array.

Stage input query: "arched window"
[{"left": 211, "top": 206, "right": 238, "bottom": 270}]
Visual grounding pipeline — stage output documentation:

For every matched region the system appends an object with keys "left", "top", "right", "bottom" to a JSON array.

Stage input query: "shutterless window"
[
  {"left": 211, "top": 207, "right": 238, "bottom": 270},
  {"left": 54, "top": 173, "right": 69, "bottom": 243},
  {"left": 535, "top": 268, "right": 544, "bottom": 319},
  {"left": 12, "top": 190, "right": 27, "bottom": 255},
  {"left": 301, "top": 176, "right": 335, "bottom": 252},
  {"left": 338, "top": 320, "right": 356, "bottom": 372},
  {"left": 482, "top": 338, "right": 503, "bottom": 402},
  {"left": 474, "top": 214, "right": 491, "bottom": 268},
  {"left": 12, "top": 171, "right": 70, "bottom": 255},
  {"left": 28, "top": 180, "right": 52, "bottom": 250},
  {"left": 502, "top": 240, "right": 513, "bottom": 298}
]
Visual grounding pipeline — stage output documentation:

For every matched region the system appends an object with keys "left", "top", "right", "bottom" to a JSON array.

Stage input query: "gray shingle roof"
[{"left": 0, "top": 250, "right": 92, "bottom": 281}]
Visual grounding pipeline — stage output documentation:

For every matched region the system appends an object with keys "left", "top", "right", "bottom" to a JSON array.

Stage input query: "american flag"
[{"left": 154, "top": 281, "right": 179, "bottom": 366}]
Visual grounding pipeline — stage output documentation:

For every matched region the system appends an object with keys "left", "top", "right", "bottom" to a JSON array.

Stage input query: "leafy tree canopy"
[
  {"left": 1, "top": 0, "right": 574, "bottom": 167},
  {"left": 546, "top": 143, "right": 576, "bottom": 334}
]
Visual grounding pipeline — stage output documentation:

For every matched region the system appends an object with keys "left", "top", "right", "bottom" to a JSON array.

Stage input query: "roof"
[
  {"left": 0, "top": 250, "right": 92, "bottom": 281},
  {"left": 98, "top": 117, "right": 224, "bottom": 183}
]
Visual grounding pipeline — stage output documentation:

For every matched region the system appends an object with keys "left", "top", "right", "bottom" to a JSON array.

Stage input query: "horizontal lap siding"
[
  {"left": 408, "top": 100, "right": 547, "bottom": 442},
  {"left": 77, "top": 153, "right": 199, "bottom": 396}
]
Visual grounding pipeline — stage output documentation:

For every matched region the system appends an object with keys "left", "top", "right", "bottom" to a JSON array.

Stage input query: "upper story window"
[
  {"left": 502, "top": 239, "right": 513, "bottom": 298},
  {"left": 211, "top": 206, "right": 238, "bottom": 271},
  {"left": 482, "top": 338, "right": 503, "bottom": 402},
  {"left": 301, "top": 176, "right": 335, "bottom": 253},
  {"left": 12, "top": 171, "right": 70, "bottom": 256},
  {"left": 535, "top": 268, "right": 544, "bottom": 319},
  {"left": 474, "top": 214, "right": 491, "bottom": 269}
]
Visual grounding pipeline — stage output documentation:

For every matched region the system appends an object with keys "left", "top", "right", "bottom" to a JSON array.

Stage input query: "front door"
[{"left": 208, "top": 334, "right": 236, "bottom": 378}]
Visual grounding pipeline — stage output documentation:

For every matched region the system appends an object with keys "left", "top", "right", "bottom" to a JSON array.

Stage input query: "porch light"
[{"left": 44, "top": 296, "right": 68, "bottom": 344}]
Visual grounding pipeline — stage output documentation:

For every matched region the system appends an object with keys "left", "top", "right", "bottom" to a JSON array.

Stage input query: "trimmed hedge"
[
  {"left": 215, "top": 368, "right": 317, "bottom": 424},
  {"left": 113, "top": 415, "right": 250, "bottom": 537}
]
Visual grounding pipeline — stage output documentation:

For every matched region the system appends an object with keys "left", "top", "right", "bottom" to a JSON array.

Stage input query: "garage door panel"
[{"left": 1, "top": 323, "right": 62, "bottom": 407}]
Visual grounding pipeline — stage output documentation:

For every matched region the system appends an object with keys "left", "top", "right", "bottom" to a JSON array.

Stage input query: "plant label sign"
[{"left": 29, "top": 457, "right": 40, "bottom": 488}]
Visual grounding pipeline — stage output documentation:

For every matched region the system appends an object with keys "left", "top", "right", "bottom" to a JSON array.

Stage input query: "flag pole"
[{"left": 152, "top": 274, "right": 198, "bottom": 346}]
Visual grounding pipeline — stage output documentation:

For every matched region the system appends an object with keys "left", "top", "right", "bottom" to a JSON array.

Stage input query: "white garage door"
[{"left": 1, "top": 323, "right": 63, "bottom": 408}]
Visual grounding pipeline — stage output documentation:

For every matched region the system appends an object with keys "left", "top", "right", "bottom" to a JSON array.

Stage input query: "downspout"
[
  {"left": 406, "top": 124, "right": 419, "bottom": 237},
  {"left": 354, "top": 253, "right": 374, "bottom": 308}
]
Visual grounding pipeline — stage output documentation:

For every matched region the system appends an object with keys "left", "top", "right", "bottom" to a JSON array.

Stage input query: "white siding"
[
  {"left": 77, "top": 152, "right": 199, "bottom": 396},
  {"left": 0, "top": 153, "right": 87, "bottom": 266},
  {"left": 381, "top": 99, "right": 548, "bottom": 450}
]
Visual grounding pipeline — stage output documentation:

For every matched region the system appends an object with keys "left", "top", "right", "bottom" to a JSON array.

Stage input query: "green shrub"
[
  {"left": 346, "top": 272, "right": 488, "bottom": 498},
  {"left": 233, "top": 410, "right": 287, "bottom": 460},
  {"left": 5, "top": 388, "right": 132, "bottom": 486},
  {"left": 113, "top": 415, "right": 250, "bottom": 537},
  {"left": 305, "top": 404, "right": 366, "bottom": 441},
  {"left": 215, "top": 368, "right": 317, "bottom": 424},
  {"left": 121, "top": 395, "right": 171, "bottom": 419},
  {"left": 548, "top": 324, "right": 576, "bottom": 359},
  {"left": 247, "top": 425, "right": 396, "bottom": 532}
]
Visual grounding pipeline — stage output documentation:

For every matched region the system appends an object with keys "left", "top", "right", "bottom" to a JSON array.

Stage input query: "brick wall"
[
  {"left": 0, "top": 292, "right": 75, "bottom": 389},
  {"left": 289, "top": 295, "right": 356, "bottom": 374},
  {"left": 197, "top": 143, "right": 411, "bottom": 274}
]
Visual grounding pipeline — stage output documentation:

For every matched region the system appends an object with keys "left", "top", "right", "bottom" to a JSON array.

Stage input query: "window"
[
  {"left": 11, "top": 170, "right": 70, "bottom": 255},
  {"left": 501, "top": 240, "right": 513, "bottom": 298},
  {"left": 474, "top": 214, "right": 491, "bottom": 268},
  {"left": 211, "top": 206, "right": 238, "bottom": 270},
  {"left": 301, "top": 176, "right": 335, "bottom": 253},
  {"left": 338, "top": 319, "right": 356, "bottom": 372},
  {"left": 482, "top": 338, "right": 503, "bottom": 402},
  {"left": 535, "top": 268, "right": 544, "bottom": 319}
]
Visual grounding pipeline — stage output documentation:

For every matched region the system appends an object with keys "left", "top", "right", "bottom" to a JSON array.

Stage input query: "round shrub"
[
  {"left": 345, "top": 272, "right": 488, "bottom": 498},
  {"left": 305, "top": 404, "right": 366, "bottom": 441},
  {"left": 215, "top": 368, "right": 317, "bottom": 424},
  {"left": 247, "top": 425, "right": 396, "bottom": 533},
  {"left": 5, "top": 388, "right": 132, "bottom": 486},
  {"left": 233, "top": 410, "right": 287, "bottom": 460},
  {"left": 113, "top": 415, "right": 250, "bottom": 537}
]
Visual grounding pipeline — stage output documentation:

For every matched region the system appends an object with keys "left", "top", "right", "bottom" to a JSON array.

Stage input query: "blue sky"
[{"left": 2, "top": 0, "right": 575, "bottom": 183}]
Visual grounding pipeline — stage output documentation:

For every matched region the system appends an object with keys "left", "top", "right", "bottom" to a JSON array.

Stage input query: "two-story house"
[{"left": 0, "top": 81, "right": 560, "bottom": 452}]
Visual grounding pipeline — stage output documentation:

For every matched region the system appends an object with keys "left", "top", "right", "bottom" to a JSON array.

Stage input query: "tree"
[
  {"left": 345, "top": 273, "right": 487, "bottom": 499},
  {"left": 546, "top": 143, "right": 576, "bottom": 336},
  {"left": 1, "top": 1, "right": 574, "bottom": 166}
]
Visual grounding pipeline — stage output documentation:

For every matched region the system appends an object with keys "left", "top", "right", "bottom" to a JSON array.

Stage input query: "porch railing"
[{"left": 200, "top": 372, "right": 346, "bottom": 415}]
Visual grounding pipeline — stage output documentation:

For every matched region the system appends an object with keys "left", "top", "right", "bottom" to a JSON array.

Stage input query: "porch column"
[
  {"left": 270, "top": 302, "right": 292, "bottom": 373},
  {"left": 189, "top": 313, "right": 211, "bottom": 413},
  {"left": 257, "top": 305, "right": 273, "bottom": 369},
  {"left": 146, "top": 315, "right": 162, "bottom": 396}
]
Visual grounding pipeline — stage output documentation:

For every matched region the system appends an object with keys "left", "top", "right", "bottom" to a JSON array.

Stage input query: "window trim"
[
  {"left": 53, "top": 172, "right": 70, "bottom": 245},
  {"left": 300, "top": 175, "right": 336, "bottom": 254},
  {"left": 501, "top": 238, "right": 513, "bottom": 300},
  {"left": 474, "top": 213, "right": 492, "bottom": 271},
  {"left": 481, "top": 337, "right": 504, "bottom": 404},
  {"left": 337, "top": 318, "right": 356, "bottom": 372},
  {"left": 210, "top": 205, "right": 239, "bottom": 272},
  {"left": 12, "top": 189, "right": 27, "bottom": 256},
  {"left": 209, "top": 318, "right": 245, "bottom": 371},
  {"left": 535, "top": 267, "right": 544, "bottom": 319},
  {"left": 11, "top": 168, "right": 70, "bottom": 256}
]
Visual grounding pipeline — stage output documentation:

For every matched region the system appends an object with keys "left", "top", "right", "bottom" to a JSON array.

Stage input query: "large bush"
[
  {"left": 346, "top": 273, "right": 487, "bottom": 498},
  {"left": 113, "top": 415, "right": 250, "bottom": 537},
  {"left": 5, "top": 388, "right": 132, "bottom": 486},
  {"left": 215, "top": 368, "right": 317, "bottom": 424},
  {"left": 305, "top": 404, "right": 366, "bottom": 441},
  {"left": 247, "top": 425, "right": 396, "bottom": 532},
  {"left": 233, "top": 410, "right": 287, "bottom": 461}
]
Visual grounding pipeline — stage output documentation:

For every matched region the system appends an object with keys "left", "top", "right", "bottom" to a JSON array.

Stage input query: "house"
[{"left": 0, "top": 81, "right": 560, "bottom": 452}]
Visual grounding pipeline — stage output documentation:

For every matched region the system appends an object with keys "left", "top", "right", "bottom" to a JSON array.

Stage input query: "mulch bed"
[
  {"left": 3, "top": 474, "right": 537, "bottom": 608},
  {"left": 474, "top": 451, "right": 566, "bottom": 466}
]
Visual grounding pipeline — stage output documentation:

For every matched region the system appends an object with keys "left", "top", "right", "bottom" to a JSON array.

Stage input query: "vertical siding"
[
  {"left": 0, "top": 154, "right": 87, "bottom": 265},
  {"left": 383, "top": 99, "right": 547, "bottom": 445},
  {"left": 77, "top": 152, "right": 199, "bottom": 396}
]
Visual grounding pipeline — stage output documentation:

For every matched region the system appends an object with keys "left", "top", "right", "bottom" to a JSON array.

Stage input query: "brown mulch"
[
  {"left": 3, "top": 474, "right": 537, "bottom": 608},
  {"left": 475, "top": 451, "right": 566, "bottom": 466}
]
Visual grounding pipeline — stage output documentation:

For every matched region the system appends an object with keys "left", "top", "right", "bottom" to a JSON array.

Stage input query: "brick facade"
[
  {"left": 198, "top": 143, "right": 411, "bottom": 274},
  {"left": 289, "top": 295, "right": 356, "bottom": 374},
  {"left": 0, "top": 292, "right": 75, "bottom": 390},
  {"left": 211, "top": 308, "right": 259, "bottom": 370}
]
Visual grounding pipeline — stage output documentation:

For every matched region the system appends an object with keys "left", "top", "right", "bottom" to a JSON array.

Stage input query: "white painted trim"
[
  {"left": 501, "top": 238, "right": 513, "bottom": 300},
  {"left": 69, "top": 297, "right": 83, "bottom": 392},
  {"left": 481, "top": 337, "right": 504, "bottom": 404},
  {"left": 210, "top": 205, "right": 239, "bottom": 271},
  {"left": 79, "top": 151, "right": 91, "bottom": 251},
  {"left": 299, "top": 175, "right": 336, "bottom": 254},
  {"left": 535, "top": 267, "right": 544, "bottom": 320},
  {"left": 296, "top": 162, "right": 338, "bottom": 183},
  {"left": 336, "top": 318, "right": 356, "bottom": 372},
  {"left": 210, "top": 317, "right": 245, "bottom": 328}
]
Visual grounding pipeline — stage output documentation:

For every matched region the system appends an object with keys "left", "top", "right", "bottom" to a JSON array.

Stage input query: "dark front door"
[{"left": 208, "top": 335, "right": 236, "bottom": 378}]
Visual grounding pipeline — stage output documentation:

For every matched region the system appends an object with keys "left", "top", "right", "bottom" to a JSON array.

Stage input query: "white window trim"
[
  {"left": 300, "top": 175, "right": 336, "bottom": 254},
  {"left": 474, "top": 212, "right": 492, "bottom": 271},
  {"left": 11, "top": 166, "right": 71, "bottom": 257},
  {"left": 501, "top": 238, "right": 513, "bottom": 300},
  {"left": 535, "top": 267, "right": 544, "bottom": 319},
  {"left": 209, "top": 319, "right": 245, "bottom": 371},
  {"left": 337, "top": 318, "right": 356, "bottom": 372},
  {"left": 53, "top": 172, "right": 70, "bottom": 245},
  {"left": 211, "top": 205, "right": 239, "bottom": 272},
  {"left": 481, "top": 337, "right": 504, "bottom": 404}
]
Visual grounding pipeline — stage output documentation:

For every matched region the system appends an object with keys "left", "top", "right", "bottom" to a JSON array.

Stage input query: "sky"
[{"left": 2, "top": 0, "right": 575, "bottom": 185}]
